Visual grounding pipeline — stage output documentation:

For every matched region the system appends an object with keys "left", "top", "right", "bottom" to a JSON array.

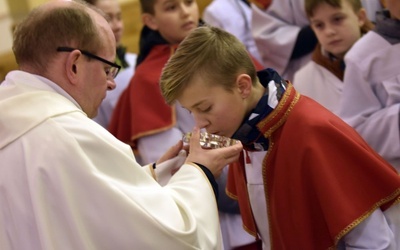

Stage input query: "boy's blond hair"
[{"left": 160, "top": 25, "right": 257, "bottom": 105}]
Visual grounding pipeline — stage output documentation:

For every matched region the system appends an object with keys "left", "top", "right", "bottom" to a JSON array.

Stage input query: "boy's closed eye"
[
  {"left": 197, "top": 105, "right": 212, "bottom": 113},
  {"left": 185, "top": 105, "right": 212, "bottom": 114}
]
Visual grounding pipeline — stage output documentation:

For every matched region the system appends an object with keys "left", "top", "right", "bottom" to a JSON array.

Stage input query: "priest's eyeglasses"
[{"left": 56, "top": 47, "right": 121, "bottom": 79}]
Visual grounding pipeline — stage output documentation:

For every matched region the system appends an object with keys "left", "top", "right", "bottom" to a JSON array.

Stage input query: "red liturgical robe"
[
  {"left": 109, "top": 45, "right": 176, "bottom": 147},
  {"left": 227, "top": 84, "right": 400, "bottom": 249}
]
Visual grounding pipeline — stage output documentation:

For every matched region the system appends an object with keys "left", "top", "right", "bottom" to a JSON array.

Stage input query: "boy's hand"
[{"left": 186, "top": 127, "right": 243, "bottom": 178}]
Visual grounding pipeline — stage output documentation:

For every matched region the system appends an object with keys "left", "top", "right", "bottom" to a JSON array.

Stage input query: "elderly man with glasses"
[{"left": 0, "top": 1, "right": 244, "bottom": 249}]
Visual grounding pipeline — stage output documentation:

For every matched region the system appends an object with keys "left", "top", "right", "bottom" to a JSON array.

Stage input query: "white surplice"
[
  {"left": 0, "top": 70, "right": 223, "bottom": 250},
  {"left": 339, "top": 31, "right": 400, "bottom": 172}
]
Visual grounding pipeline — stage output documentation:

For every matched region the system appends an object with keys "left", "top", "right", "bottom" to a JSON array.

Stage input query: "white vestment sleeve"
[
  {"left": 137, "top": 126, "right": 186, "bottom": 164},
  {"left": 339, "top": 34, "right": 400, "bottom": 171},
  {"left": 341, "top": 208, "right": 397, "bottom": 249}
]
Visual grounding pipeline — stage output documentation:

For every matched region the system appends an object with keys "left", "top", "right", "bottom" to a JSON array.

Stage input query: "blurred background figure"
[
  {"left": 251, "top": 0, "right": 317, "bottom": 82},
  {"left": 203, "top": 0, "right": 263, "bottom": 63},
  {"left": 361, "top": 0, "right": 385, "bottom": 23},
  {"left": 293, "top": 0, "right": 374, "bottom": 115},
  {"left": 84, "top": 0, "right": 137, "bottom": 128},
  {"left": 250, "top": 0, "right": 384, "bottom": 82},
  {"left": 339, "top": 0, "right": 400, "bottom": 173}
]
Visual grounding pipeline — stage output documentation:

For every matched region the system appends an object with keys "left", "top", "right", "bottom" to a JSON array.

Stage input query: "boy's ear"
[
  {"left": 142, "top": 13, "right": 158, "bottom": 31},
  {"left": 357, "top": 8, "right": 367, "bottom": 27},
  {"left": 236, "top": 74, "right": 252, "bottom": 99}
]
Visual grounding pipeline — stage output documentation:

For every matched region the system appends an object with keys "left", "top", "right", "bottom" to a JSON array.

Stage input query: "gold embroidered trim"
[
  {"left": 263, "top": 137, "right": 274, "bottom": 249},
  {"left": 243, "top": 224, "right": 258, "bottom": 237},
  {"left": 131, "top": 104, "right": 177, "bottom": 141},
  {"left": 264, "top": 92, "right": 299, "bottom": 138},
  {"left": 330, "top": 188, "right": 400, "bottom": 249},
  {"left": 257, "top": 84, "right": 300, "bottom": 138},
  {"left": 225, "top": 187, "right": 238, "bottom": 200}
]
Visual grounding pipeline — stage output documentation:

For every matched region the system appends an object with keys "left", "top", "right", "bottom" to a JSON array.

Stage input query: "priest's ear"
[{"left": 142, "top": 13, "right": 159, "bottom": 31}]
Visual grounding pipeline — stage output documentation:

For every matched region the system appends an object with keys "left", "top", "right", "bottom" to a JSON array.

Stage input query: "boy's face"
[
  {"left": 309, "top": 0, "right": 366, "bottom": 59},
  {"left": 96, "top": 0, "right": 123, "bottom": 46},
  {"left": 177, "top": 74, "right": 249, "bottom": 138},
  {"left": 145, "top": 0, "right": 199, "bottom": 44}
]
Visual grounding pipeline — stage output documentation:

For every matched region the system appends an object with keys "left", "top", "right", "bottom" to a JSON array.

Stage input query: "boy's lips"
[
  {"left": 328, "top": 39, "right": 342, "bottom": 46},
  {"left": 208, "top": 131, "right": 222, "bottom": 136},
  {"left": 182, "top": 21, "right": 196, "bottom": 30}
]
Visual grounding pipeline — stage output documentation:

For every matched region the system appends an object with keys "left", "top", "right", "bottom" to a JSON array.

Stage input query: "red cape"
[
  {"left": 227, "top": 84, "right": 400, "bottom": 249},
  {"left": 109, "top": 45, "right": 176, "bottom": 147}
]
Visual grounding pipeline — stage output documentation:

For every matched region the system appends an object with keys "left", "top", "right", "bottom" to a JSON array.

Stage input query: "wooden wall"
[{"left": 0, "top": 0, "right": 212, "bottom": 81}]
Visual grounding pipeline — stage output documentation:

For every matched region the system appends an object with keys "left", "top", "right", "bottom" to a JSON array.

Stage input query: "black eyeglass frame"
[{"left": 56, "top": 47, "right": 121, "bottom": 79}]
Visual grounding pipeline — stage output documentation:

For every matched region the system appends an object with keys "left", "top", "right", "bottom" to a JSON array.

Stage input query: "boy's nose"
[
  {"left": 180, "top": 4, "right": 190, "bottom": 15},
  {"left": 193, "top": 115, "right": 209, "bottom": 129},
  {"left": 324, "top": 25, "right": 336, "bottom": 36}
]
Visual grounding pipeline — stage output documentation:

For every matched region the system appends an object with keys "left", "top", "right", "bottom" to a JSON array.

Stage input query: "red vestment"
[
  {"left": 109, "top": 45, "right": 176, "bottom": 147},
  {"left": 227, "top": 84, "right": 400, "bottom": 249}
]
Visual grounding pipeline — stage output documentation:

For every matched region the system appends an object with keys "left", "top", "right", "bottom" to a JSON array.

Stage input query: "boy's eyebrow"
[
  {"left": 160, "top": 0, "right": 176, "bottom": 6},
  {"left": 189, "top": 100, "right": 208, "bottom": 110}
]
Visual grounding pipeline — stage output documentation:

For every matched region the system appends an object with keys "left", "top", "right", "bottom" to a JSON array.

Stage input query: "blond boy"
[{"left": 160, "top": 25, "right": 400, "bottom": 249}]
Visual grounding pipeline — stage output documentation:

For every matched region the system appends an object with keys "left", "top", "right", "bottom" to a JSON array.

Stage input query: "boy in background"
[
  {"left": 251, "top": 0, "right": 383, "bottom": 82},
  {"left": 293, "top": 0, "right": 373, "bottom": 115},
  {"left": 108, "top": 0, "right": 198, "bottom": 163},
  {"left": 339, "top": 0, "right": 400, "bottom": 172},
  {"left": 160, "top": 25, "right": 400, "bottom": 249},
  {"left": 83, "top": 0, "right": 137, "bottom": 128}
]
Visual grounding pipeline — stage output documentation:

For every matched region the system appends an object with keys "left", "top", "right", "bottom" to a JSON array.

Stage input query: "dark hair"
[
  {"left": 139, "top": 0, "right": 157, "bottom": 14},
  {"left": 305, "top": 0, "right": 374, "bottom": 33},
  {"left": 305, "top": 0, "right": 362, "bottom": 17}
]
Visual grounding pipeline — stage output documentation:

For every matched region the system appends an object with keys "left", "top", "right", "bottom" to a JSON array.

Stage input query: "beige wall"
[
  {"left": 0, "top": 0, "right": 9, "bottom": 13},
  {"left": 0, "top": 0, "right": 13, "bottom": 54}
]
